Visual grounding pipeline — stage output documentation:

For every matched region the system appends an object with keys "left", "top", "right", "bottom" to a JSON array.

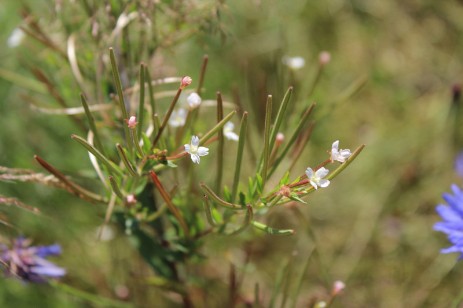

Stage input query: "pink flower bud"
[
  {"left": 319, "top": 51, "right": 331, "bottom": 66},
  {"left": 276, "top": 132, "right": 285, "bottom": 143},
  {"left": 126, "top": 194, "right": 137, "bottom": 205},
  {"left": 180, "top": 76, "right": 192, "bottom": 89},
  {"left": 127, "top": 116, "right": 138, "bottom": 129},
  {"left": 332, "top": 280, "right": 345, "bottom": 296}
]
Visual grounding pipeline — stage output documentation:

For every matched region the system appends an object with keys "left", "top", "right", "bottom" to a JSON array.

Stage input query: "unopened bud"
[
  {"left": 127, "top": 116, "right": 138, "bottom": 129},
  {"left": 276, "top": 132, "right": 285, "bottom": 144},
  {"left": 126, "top": 194, "right": 137, "bottom": 206},
  {"left": 187, "top": 92, "right": 202, "bottom": 109},
  {"left": 180, "top": 76, "right": 192, "bottom": 89},
  {"left": 319, "top": 51, "right": 331, "bottom": 66},
  {"left": 332, "top": 280, "right": 345, "bottom": 296}
]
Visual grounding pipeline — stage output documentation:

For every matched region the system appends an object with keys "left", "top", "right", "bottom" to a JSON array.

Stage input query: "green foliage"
[{"left": 1, "top": 0, "right": 463, "bottom": 307}]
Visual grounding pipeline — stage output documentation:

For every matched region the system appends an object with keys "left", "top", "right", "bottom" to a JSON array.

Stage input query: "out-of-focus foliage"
[{"left": 1, "top": 0, "right": 463, "bottom": 307}]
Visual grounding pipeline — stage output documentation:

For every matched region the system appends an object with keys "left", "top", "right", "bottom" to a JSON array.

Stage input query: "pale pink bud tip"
[
  {"left": 127, "top": 116, "right": 138, "bottom": 129},
  {"left": 319, "top": 51, "right": 331, "bottom": 65},
  {"left": 332, "top": 280, "right": 345, "bottom": 295},
  {"left": 126, "top": 194, "right": 137, "bottom": 205},
  {"left": 180, "top": 76, "right": 193, "bottom": 89},
  {"left": 276, "top": 132, "right": 285, "bottom": 143}
]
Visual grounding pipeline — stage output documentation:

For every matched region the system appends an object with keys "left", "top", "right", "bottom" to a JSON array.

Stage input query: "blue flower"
[
  {"left": 434, "top": 185, "right": 463, "bottom": 258},
  {"left": 0, "top": 237, "right": 66, "bottom": 283}
]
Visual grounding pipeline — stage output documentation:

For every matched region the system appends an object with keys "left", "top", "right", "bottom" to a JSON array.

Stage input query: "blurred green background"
[{"left": 1, "top": 0, "right": 463, "bottom": 307}]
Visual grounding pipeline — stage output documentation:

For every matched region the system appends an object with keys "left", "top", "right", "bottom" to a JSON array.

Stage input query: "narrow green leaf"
[
  {"left": 288, "top": 193, "right": 307, "bottom": 204},
  {"left": 199, "top": 110, "right": 236, "bottom": 146},
  {"left": 251, "top": 220, "right": 294, "bottom": 235},
  {"left": 108, "top": 176, "right": 124, "bottom": 199},
  {"left": 216, "top": 92, "right": 224, "bottom": 192},
  {"left": 269, "top": 103, "right": 315, "bottom": 177},
  {"left": 80, "top": 94, "right": 106, "bottom": 156},
  {"left": 260, "top": 95, "right": 272, "bottom": 189},
  {"left": 137, "top": 63, "right": 145, "bottom": 137},
  {"left": 71, "top": 134, "right": 123, "bottom": 177},
  {"left": 109, "top": 47, "right": 131, "bottom": 152},
  {"left": 116, "top": 143, "right": 138, "bottom": 177},
  {"left": 203, "top": 195, "right": 218, "bottom": 227},
  {"left": 269, "top": 87, "right": 293, "bottom": 154},
  {"left": 231, "top": 112, "right": 248, "bottom": 203},
  {"left": 279, "top": 171, "right": 290, "bottom": 186},
  {"left": 144, "top": 66, "right": 156, "bottom": 116},
  {"left": 200, "top": 183, "right": 243, "bottom": 210}
]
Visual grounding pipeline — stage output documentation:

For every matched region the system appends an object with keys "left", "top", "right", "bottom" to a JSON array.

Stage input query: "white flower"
[
  {"left": 184, "top": 135, "right": 209, "bottom": 164},
  {"left": 305, "top": 167, "right": 330, "bottom": 190},
  {"left": 187, "top": 92, "right": 202, "bottom": 109},
  {"left": 7, "top": 28, "right": 25, "bottom": 48},
  {"left": 330, "top": 140, "right": 351, "bottom": 163},
  {"left": 223, "top": 122, "right": 239, "bottom": 141},
  {"left": 282, "top": 56, "right": 305, "bottom": 70},
  {"left": 168, "top": 108, "right": 187, "bottom": 127}
]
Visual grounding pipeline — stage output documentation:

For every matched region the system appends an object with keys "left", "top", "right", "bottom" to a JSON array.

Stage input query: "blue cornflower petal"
[
  {"left": 0, "top": 237, "right": 65, "bottom": 283},
  {"left": 36, "top": 244, "right": 62, "bottom": 257},
  {"left": 435, "top": 204, "right": 461, "bottom": 222},
  {"left": 434, "top": 184, "right": 463, "bottom": 259}
]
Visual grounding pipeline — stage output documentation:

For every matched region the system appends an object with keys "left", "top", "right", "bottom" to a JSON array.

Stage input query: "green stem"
[
  {"left": 151, "top": 87, "right": 183, "bottom": 149},
  {"left": 196, "top": 55, "right": 209, "bottom": 95}
]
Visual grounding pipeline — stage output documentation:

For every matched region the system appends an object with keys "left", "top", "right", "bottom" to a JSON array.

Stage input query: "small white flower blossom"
[
  {"left": 330, "top": 140, "right": 351, "bottom": 163},
  {"left": 305, "top": 167, "right": 330, "bottom": 190},
  {"left": 187, "top": 92, "right": 202, "bottom": 109},
  {"left": 282, "top": 56, "right": 305, "bottom": 70},
  {"left": 223, "top": 122, "right": 239, "bottom": 141},
  {"left": 184, "top": 135, "right": 209, "bottom": 164},
  {"left": 168, "top": 108, "right": 187, "bottom": 127}
]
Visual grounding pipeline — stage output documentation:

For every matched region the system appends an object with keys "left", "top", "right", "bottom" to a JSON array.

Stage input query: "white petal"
[
  {"left": 197, "top": 147, "right": 209, "bottom": 156},
  {"left": 184, "top": 144, "right": 190, "bottom": 153},
  {"left": 332, "top": 140, "right": 339, "bottom": 150},
  {"left": 315, "top": 167, "right": 329, "bottom": 178},
  {"left": 191, "top": 154, "right": 200, "bottom": 164},
  {"left": 224, "top": 122, "right": 234, "bottom": 131},
  {"left": 309, "top": 180, "right": 318, "bottom": 190},
  {"left": 319, "top": 179, "right": 330, "bottom": 187},
  {"left": 191, "top": 135, "right": 199, "bottom": 146},
  {"left": 305, "top": 168, "right": 314, "bottom": 178},
  {"left": 225, "top": 131, "right": 239, "bottom": 141}
]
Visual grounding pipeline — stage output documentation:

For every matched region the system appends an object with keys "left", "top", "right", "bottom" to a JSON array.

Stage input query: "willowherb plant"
[{"left": 0, "top": 2, "right": 365, "bottom": 307}]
